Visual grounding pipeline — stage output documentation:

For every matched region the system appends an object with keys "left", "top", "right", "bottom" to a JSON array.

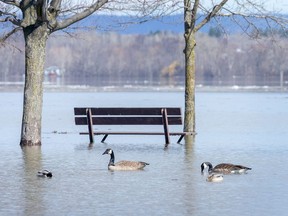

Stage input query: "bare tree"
[
  {"left": 182, "top": 0, "right": 288, "bottom": 133},
  {"left": 1, "top": 0, "right": 110, "bottom": 147}
]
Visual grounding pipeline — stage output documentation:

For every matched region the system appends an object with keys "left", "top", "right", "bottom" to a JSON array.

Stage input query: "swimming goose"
[
  {"left": 201, "top": 162, "right": 251, "bottom": 174},
  {"left": 102, "top": 148, "right": 149, "bottom": 171},
  {"left": 37, "top": 170, "right": 53, "bottom": 178},
  {"left": 206, "top": 173, "right": 224, "bottom": 182}
]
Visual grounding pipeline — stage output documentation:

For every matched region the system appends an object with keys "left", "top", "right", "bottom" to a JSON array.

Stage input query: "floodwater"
[{"left": 0, "top": 90, "right": 287, "bottom": 216}]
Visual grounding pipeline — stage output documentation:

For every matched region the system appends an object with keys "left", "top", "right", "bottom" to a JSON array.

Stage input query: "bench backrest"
[{"left": 74, "top": 107, "right": 183, "bottom": 125}]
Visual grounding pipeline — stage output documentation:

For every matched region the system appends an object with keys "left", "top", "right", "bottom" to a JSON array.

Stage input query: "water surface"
[{"left": 0, "top": 91, "right": 287, "bottom": 215}]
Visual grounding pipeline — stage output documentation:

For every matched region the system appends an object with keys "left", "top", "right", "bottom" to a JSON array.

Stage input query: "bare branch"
[
  {"left": 191, "top": 0, "right": 200, "bottom": 22},
  {"left": 0, "top": 26, "right": 21, "bottom": 43},
  {"left": 0, "top": 2, "right": 21, "bottom": 25},
  {"left": 4, "top": 16, "right": 21, "bottom": 25},
  {"left": 195, "top": 0, "right": 229, "bottom": 32},
  {"left": 1, "top": 0, "right": 20, "bottom": 7},
  {"left": 0, "top": 7, "right": 18, "bottom": 17},
  {"left": 54, "top": 0, "right": 109, "bottom": 31},
  {"left": 212, "top": 6, "right": 288, "bottom": 39}
]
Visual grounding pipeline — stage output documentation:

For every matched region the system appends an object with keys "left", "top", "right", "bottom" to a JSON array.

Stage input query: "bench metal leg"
[
  {"left": 177, "top": 135, "right": 185, "bottom": 143},
  {"left": 86, "top": 108, "right": 94, "bottom": 144},
  {"left": 101, "top": 134, "right": 109, "bottom": 143},
  {"left": 161, "top": 108, "right": 170, "bottom": 147}
]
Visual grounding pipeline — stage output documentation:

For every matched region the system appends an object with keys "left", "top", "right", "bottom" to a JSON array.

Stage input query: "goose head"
[
  {"left": 102, "top": 148, "right": 113, "bottom": 155},
  {"left": 102, "top": 148, "right": 115, "bottom": 166},
  {"left": 201, "top": 162, "right": 213, "bottom": 174}
]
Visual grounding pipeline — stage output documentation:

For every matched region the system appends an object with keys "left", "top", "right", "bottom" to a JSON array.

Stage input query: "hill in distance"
[{"left": 76, "top": 14, "right": 281, "bottom": 35}]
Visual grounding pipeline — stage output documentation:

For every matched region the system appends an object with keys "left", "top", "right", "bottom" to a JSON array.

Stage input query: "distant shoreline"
[{"left": 0, "top": 83, "right": 287, "bottom": 93}]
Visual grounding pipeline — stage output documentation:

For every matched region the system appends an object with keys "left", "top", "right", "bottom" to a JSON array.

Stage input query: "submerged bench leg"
[
  {"left": 86, "top": 108, "right": 94, "bottom": 144},
  {"left": 101, "top": 134, "right": 109, "bottom": 143},
  {"left": 177, "top": 135, "right": 185, "bottom": 143},
  {"left": 161, "top": 108, "right": 170, "bottom": 147}
]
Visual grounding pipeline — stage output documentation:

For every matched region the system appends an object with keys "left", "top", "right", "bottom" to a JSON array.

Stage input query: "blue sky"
[{"left": 265, "top": 0, "right": 288, "bottom": 13}]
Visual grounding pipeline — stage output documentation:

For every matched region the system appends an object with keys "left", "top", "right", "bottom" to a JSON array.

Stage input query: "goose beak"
[{"left": 102, "top": 149, "right": 109, "bottom": 155}]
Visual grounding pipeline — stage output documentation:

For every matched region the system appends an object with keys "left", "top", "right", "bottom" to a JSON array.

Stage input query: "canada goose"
[
  {"left": 37, "top": 170, "right": 53, "bottom": 178},
  {"left": 102, "top": 148, "right": 149, "bottom": 171},
  {"left": 206, "top": 173, "right": 224, "bottom": 182},
  {"left": 201, "top": 162, "right": 251, "bottom": 174}
]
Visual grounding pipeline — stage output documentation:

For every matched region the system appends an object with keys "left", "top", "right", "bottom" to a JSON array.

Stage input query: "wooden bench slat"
[
  {"left": 75, "top": 116, "right": 182, "bottom": 125},
  {"left": 74, "top": 107, "right": 182, "bottom": 115}
]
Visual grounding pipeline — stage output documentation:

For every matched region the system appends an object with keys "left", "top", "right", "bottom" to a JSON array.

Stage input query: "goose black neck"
[
  {"left": 109, "top": 151, "right": 115, "bottom": 165},
  {"left": 207, "top": 164, "right": 213, "bottom": 172}
]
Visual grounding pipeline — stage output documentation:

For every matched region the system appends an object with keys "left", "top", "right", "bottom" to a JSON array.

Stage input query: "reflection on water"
[
  {"left": 0, "top": 91, "right": 288, "bottom": 215},
  {"left": 21, "top": 147, "right": 45, "bottom": 216},
  {"left": 184, "top": 135, "right": 195, "bottom": 161}
]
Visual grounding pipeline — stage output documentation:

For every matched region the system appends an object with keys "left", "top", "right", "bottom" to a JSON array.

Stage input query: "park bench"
[{"left": 74, "top": 107, "right": 195, "bottom": 147}]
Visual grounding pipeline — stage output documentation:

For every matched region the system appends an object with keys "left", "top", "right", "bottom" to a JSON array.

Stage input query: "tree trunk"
[
  {"left": 20, "top": 25, "right": 48, "bottom": 147},
  {"left": 183, "top": 0, "right": 196, "bottom": 133},
  {"left": 183, "top": 32, "right": 196, "bottom": 132}
]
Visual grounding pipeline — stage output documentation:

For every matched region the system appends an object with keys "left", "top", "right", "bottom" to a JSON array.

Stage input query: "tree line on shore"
[{"left": 1, "top": 30, "right": 288, "bottom": 86}]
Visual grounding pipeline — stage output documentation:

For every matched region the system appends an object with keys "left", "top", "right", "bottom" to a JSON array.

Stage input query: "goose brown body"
[
  {"left": 102, "top": 148, "right": 149, "bottom": 171},
  {"left": 201, "top": 162, "right": 251, "bottom": 174}
]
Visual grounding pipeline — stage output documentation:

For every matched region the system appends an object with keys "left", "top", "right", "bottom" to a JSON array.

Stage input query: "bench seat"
[{"left": 74, "top": 107, "right": 195, "bottom": 147}]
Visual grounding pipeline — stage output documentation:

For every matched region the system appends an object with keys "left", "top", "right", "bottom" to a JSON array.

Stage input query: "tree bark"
[
  {"left": 183, "top": 32, "right": 196, "bottom": 132},
  {"left": 20, "top": 24, "right": 49, "bottom": 147},
  {"left": 183, "top": 0, "right": 196, "bottom": 133}
]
